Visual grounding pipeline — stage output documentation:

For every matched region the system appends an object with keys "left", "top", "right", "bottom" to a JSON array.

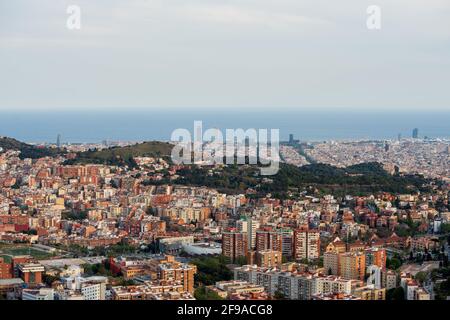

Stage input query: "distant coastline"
[{"left": 1, "top": 109, "right": 449, "bottom": 144}]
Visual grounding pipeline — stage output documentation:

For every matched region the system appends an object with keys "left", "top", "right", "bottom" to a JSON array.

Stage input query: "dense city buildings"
[
  {"left": 294, "top": 139, "right": 450, "bottom": 181},
  {"left": 0, "top": 137, "right": 449, "bottom": 301}
]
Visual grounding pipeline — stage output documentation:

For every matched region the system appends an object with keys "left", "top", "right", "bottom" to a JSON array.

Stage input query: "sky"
[{"left": 0, "top": 0, "right": 449, "bottom": 112}]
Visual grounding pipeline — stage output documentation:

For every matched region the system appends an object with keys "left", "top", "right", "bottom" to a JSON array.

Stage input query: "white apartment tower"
[{"left": 247, "top": 219, "right": 260, "bottom": 250}]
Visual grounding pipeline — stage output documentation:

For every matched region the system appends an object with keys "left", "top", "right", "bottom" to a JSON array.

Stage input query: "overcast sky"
[{"left": 0, "top": 0, "right": 449, "bottom": 112}]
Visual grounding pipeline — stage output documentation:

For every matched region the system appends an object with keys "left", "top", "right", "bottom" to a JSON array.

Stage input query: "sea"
[{"left": 0, "top": 109, "right": 449, "bottom": 144}]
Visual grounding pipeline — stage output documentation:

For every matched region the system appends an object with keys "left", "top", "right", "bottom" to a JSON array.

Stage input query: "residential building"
[
  {"left": 222, "top": 230, "right": 248, "bottom": 263},
  {"left": 339, "top": 252, "right": 366, "bottom": 281}
]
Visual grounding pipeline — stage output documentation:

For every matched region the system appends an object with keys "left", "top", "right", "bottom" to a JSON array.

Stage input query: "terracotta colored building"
[
  {"left": 17, "top": 263, "right": 45, "bottom": 284},
  {"left": 222, "top": 230, "right": 248, "bottom": 263},
  {"left": 0, "top": 257, "right": 13, "bottom": 279}
]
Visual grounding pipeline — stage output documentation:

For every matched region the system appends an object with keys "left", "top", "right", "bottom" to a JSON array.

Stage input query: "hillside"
[
  {"left": 64, "top": 141, "right": 174, "bottom": 167},
  {"left": 173, "top": 162, "right": 431, "bottom": 197},
  {"left": 0, "top": 136, "right": 60, "bottom": 159}
]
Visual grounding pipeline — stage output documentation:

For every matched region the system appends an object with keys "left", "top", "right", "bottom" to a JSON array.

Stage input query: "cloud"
[
  {"left": 0, "top": 0, "right": 449, "bottom": 111},
  {"left": 176, "top": 4, "right": 331, "bottom": 29}
]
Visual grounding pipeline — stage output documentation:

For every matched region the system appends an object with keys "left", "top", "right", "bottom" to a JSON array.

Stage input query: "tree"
[
  {"left": 317, "top": 257, "right": 324, "bottom": 267},
  {"left": 117, "top": 278, "right": 135, "bottom": 286},
  {"left": 386, "top": 257, "right": 402, "bottom": 270},
  {"left": 194, "top": 286, "right": 224, "bottom": 300},
  {"left": 42, "top": 274, "right": 59, "bottom": 286},
  {"left": 441, "top": 223, "right": 450, "bottom": 234},
  {"left": 234, "top": 256, "right": 248, "bottom": 266},
  {"left": 191, "top": 255, "right": 233, "bottom": 286},
  {"left": 62, "top": 210, "right": 88, "bottom": 221},
  {"left": 11, "top": 181, "right": 21, "bottom": 189},
  {"left": 274, "top": 290, "right": 286, "bottom": 300},
  {"left": 299, "top": 258, "right": 309, "bottom": 264},
  {"left": 414, "top": 271, "right": 428, "bottom": 284},
  {"left": 23, "top": 229, "right": 37, "bottom": 235},
  {"left": 386, "top": 287, "right": 405, "bottom": 300}
]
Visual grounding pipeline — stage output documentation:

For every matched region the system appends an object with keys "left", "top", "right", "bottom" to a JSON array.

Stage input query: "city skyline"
[
  {"left": 1, "top": 0, "right": 449, "bottom": 308},
  {"left": 0, "top": 109, "right": 449, "bottom": 144}
]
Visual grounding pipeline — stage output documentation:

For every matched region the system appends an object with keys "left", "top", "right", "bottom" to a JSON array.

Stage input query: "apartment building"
[
  {"left": 22, "top": 288, "right": 55, "bottom": 300},
  {"left": 207, "top": 280, "right": 265, "bottom": 299},
  {"left": 354, "top": 286, "right": 386, "bottom": 300},
  {"left": 0, "top": 257, "right": 12, "bottom": 279},
  {"left": 17, "top": 263, "right": 45, "bottom": 284},
  {"left": 256, "top": 228, "right": 283, "bottom": 253},
  {"left": 256, "top": 250, "right": 282, "bottom": 268},
  {"left": 293, "top": 228, "right": 320, "bottom": 262},
  {"left": 234, "top": 265, "right": 353, "bottom": 300},
  {"left": 324, "top": 252, "right": 340, "bottom": 276},
  {"left": 222, "top": 230, "right": 248, "bottom": 263},
  {"left": 63, "top": 275, "right": 108, "bottom": 300},
  {"left": 339, "top": 252, "right": 366, "bottom": 281},
  {"left": 247, "top": 219, "right": 260, "bottom": 250},
  {"left": 157, "top": 256, "right": 197, "bottom": 293}
]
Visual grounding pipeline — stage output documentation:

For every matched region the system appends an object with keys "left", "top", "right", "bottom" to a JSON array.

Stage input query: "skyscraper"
[
  {"left": 279, "top": 228, "right": 293, "bottom": 258},
  {"left": 412, "top": 128, "right": 419, "bottom": 139},
  {"left": 56, "top": 134, "right": 61, "bottom": 148},
  {"left": 289, "top": 134, "right": 294, "bottom": 144},
  {"left": 247, "top": 219, "right": 260, "bottom": 250}
]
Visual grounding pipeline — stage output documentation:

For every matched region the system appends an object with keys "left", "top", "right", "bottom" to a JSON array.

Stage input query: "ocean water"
[{"left": 0, "top": 109, "right": 449, "bottom": 143}]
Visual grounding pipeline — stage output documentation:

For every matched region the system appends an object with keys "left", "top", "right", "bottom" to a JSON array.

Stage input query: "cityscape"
[
  {"left": 0, "top": 127, "right": 449, "bottom": 301},
  {"left": 1, "top": 1, "right": 449, "bottom": 314}
]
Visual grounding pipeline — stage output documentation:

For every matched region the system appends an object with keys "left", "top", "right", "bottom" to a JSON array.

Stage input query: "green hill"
[
  {"left": 0, "top": 136, "right": 60, "bottom": 159},
  {"left": 173, "top": 162, "right": 431, "bottom": 197},
  {"left": 64, "top": 141, "right": 174, "bottom": 167}
]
